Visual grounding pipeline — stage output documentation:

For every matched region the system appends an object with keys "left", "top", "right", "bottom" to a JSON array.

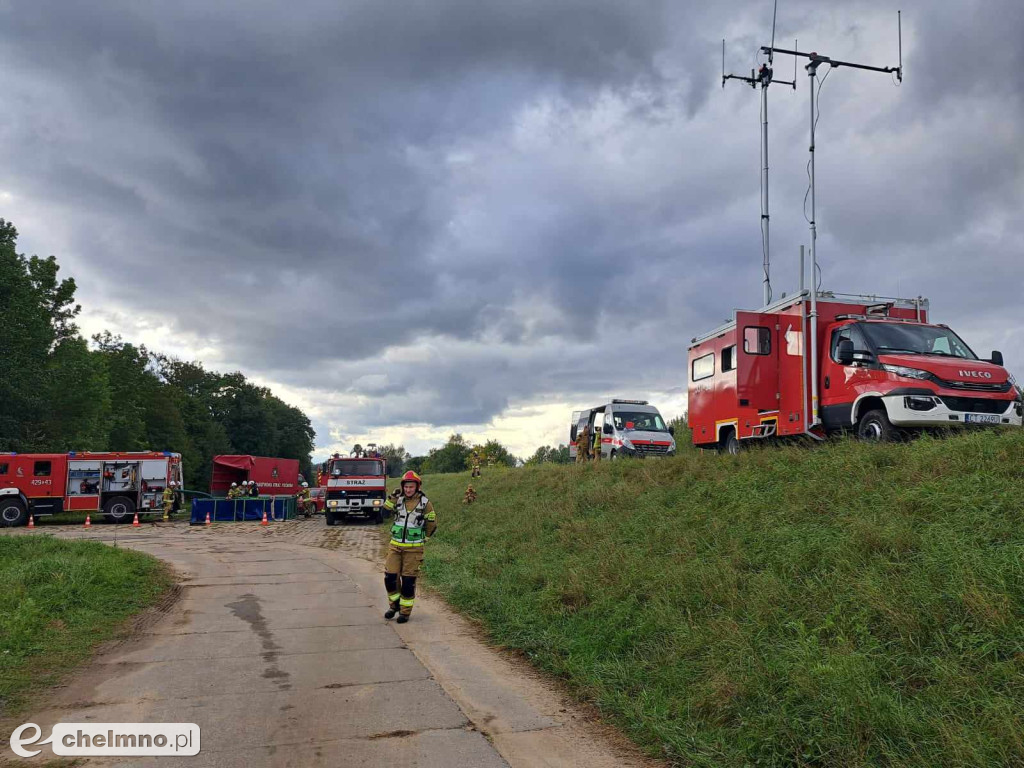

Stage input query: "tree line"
[{"left": 0, "top": 219, "right": 315, "bottom": 491}]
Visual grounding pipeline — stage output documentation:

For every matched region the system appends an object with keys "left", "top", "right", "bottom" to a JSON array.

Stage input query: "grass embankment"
[
  {"left": 0, "top": 536, "right": 173, "bottom": 716},
  {"left": 422, "top": 430, "right": 1024, "bottom": 767}
]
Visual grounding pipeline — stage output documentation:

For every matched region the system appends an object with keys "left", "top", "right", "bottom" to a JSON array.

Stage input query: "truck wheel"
[
  {"left": 857, "top": 409, "right": 900, "bottom": 442},
  {"left": 0, "top": 498, "right": 28, "bottom": 527},
  {"left": 325, "top": 511, "right": 336, "bottom": 526},
  {"left": 373, "top": 507, "right": 384, "bottom": 525},
  {"left": 104, "top": 496, "right": 135, "bottom": 523},
  {"left": 721, "top": 432, "right": 741, "bottom": 455}
]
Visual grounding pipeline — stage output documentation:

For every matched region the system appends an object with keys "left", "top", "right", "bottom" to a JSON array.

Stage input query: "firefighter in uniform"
[
  {"left": 592, "top": 424, "right": 602, "bottom": 462},
  {"left": 471, "top": 450, "right": 481, "bottom": 478},
  {"left": 576, "top": 423, "right": 590, "bottom": 463},
  {"left": 162, "top": 482, "right": 176, "bottom": 521},
  {"left": 383, "top": 471, "right": 436, "bottom": 623},
  {"left": 297, "top": 482, "right": 312, "bottom": 517}
]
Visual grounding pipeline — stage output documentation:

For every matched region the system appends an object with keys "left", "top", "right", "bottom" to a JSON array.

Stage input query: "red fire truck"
[
  {"left": 0, "top": 451, "right": 184, "bottom": 526},
  {"left": 321, "top": 454, "right": 388, "bottom": 526},
  {"left": 210, "top": 455, "right": 301, "bottom": 496},
  {"left": 688, "top": 293, "right": 1022, "bottom": 452}
]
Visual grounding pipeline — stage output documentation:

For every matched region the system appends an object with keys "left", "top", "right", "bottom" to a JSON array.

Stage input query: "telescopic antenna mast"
[
  {"left": 758, "top": 10, "right": 903, "bottom": 429},
  {"left": 722, "top": 1, "right": 796, "bottom": 308}
]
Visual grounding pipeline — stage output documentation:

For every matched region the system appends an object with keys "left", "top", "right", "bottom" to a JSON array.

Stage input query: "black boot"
[
  {"left": 396, "top": 613, "right": 410, "bottom": 624},
  {"left": 384, "top": 603, "right": 398, "bottom": 620}
]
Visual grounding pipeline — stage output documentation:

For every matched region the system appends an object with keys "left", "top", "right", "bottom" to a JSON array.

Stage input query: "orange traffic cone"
[
  {"left": 27, "top": 513, "right": 35, "bottom": 529},
  {"left": 204, "top": 511, "right": 212, "bottom": 526},
  {"left": 260, "top": 508, "right": 269, "bottom": 526},
  {"left": 132, "top": 511, "right": 141, "bottom": 527},
  {"left": 84, "top": 514, "right": 92, "bottom": 528}
]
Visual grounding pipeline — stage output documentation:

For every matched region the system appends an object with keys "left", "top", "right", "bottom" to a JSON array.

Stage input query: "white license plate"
[{"left": 965, "top": 413, "right": 1000, "bottom": 424}]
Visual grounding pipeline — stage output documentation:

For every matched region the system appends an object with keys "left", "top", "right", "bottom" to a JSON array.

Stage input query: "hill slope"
[{"left": 421, "top": 430, "right": 1024, "bottom": 767}]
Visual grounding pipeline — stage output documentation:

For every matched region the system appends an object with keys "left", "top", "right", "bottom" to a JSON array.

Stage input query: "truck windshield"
[
  {"left": 330, "top": 460, "right": 384, "bottom": 476},
  {"left": 861, "top": 323, "right": 978, "bottom": 360},
  {"left": 612, "top": 412, "right": 667, "bottom": 432}
]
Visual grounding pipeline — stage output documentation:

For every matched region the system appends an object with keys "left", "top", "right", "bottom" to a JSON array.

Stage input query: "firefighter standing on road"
[
  {"left": 162, "top": 482, "right": 176, "bottom": 521},
  {"left": 383, "top": 471, "right": 436, "bottom": 624},
  {"left": 297, "top": 482, "right": 312, "bottom": 517}
]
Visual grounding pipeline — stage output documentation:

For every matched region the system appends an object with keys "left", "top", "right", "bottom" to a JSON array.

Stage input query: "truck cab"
[
  {"left": 324, "top": 456, "right": 388, "bottom": 525},
  {"left": 820, "top": 318, "right": 1021, "bottom": 438}
]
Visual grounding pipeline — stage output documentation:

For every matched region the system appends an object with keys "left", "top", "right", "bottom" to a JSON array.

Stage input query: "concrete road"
[{"left": 2, "top": 521, "right": 657, "bottom": 767}]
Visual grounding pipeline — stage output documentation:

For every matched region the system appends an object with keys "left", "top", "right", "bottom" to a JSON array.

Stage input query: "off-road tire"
[
  {"left": 722, "top": 431, "right": 741, "bottom": 455},
  {"left": 325, "top": 511, "right": 336, "bottom": 526},
  {"left": 857, "top": 409, "right": 900, "bottom": 442},
  {"left": 0, "top": 498, "right": 28, "bottom": 527},
  {"left": 104, "top": 496, "right": 136, "bottom": 524},
  {"left": 373, "top": 507, "right": 384, "bottom": 525}
]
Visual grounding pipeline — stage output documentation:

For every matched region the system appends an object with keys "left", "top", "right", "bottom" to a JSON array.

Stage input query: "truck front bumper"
[
  {"left": 326, "top": 498, "right": 384, "bottom": 512},
  {"left": 883, "top": 394, "right": 1022, "bottom": 428}
]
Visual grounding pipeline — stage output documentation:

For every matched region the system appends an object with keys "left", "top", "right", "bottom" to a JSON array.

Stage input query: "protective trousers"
[{"left": 384, "top": 545, "right": 425, "bottom": 616}]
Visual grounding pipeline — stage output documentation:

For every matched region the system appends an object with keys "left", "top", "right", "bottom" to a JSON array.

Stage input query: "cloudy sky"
[{"left": 2, "top": 0, "right": 1021, "bottom": 459}]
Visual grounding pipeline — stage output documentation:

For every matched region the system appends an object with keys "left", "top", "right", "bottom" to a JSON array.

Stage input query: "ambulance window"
[
  {"left": 34, "top": 461, "right": 52, "bottom": 476},
  {"left": 0, "top": 463, "right": 8, "bottom": 475},
  {"left": 743, "top": 327, "right": 771, "bottom": 355},
  {"left": 721, "top": 345, "right": 736, "bottom": 372},
  {"left": 692, "top": 353, "right": 714, "bottom": 381}
]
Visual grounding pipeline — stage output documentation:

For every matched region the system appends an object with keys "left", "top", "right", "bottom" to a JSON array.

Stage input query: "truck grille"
[
  {"left": 938, "top": 378, "right": 1012, "bottom": 393},
  {"left": 634, "top": 443, "right": 671, "bottom": 455},
  {"left": 327, "top": 490, "right": 384, "bottom": 501},
  {"left": 940, "top": 397, "right": 1011, "bottom": 414}
]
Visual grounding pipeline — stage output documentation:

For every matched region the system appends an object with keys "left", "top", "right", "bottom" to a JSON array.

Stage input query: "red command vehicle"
[
  {"left": 322, "top": 454, "right": 388, "bottom": 526},
  {"left": 0, "top": 451, "right": 183, "bottom": 527},
  {"left": 210, "top": 455, "right": 301, "bottom": 497},
  {"left": 688, "top": 292, "right": 1022, "bottom": 452}
]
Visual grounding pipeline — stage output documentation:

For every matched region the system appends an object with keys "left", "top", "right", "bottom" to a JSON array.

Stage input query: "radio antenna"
[
  {"left": 722, "top": 7, "right": 796, "bottom": 308},
  {"left": 759, "top": 10, "right": 903, "bottom": 429}
]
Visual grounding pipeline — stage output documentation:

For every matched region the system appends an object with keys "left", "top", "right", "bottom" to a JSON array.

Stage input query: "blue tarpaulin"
[{"left": 190, "top": 496, "right": 295, "bottom": 524}]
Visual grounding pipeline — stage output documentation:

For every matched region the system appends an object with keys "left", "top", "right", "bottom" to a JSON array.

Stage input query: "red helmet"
[{"left": 401, "top": 470, "right": 422, "bottom": 488}]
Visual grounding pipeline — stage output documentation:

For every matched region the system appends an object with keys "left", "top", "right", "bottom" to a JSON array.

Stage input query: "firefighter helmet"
[
  {"left": 301, "top": 482, "right": 308, "bottom": 488},
  {"left": 400, "top": 470, "right": 422, "bottom": 489},
  {"left": 231, "top": 482, "right": 237, "bottom": 487}
]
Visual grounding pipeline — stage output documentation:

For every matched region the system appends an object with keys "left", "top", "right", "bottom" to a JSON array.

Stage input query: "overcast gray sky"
[{"left": 2, "top": 0, "right": 1021, "bottom": 457}]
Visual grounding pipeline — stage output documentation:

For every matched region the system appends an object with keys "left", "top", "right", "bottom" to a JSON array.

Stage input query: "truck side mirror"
[
  {"left": 990, "top": 350, "right": 1004, "bottom": 366},
  {"left": 668, "top": 426, "right": 675, "bottom": 436},
  {"left": 603, "top": 424, "right": 613, "bottom": 435},
  {"left": 836, "top": 339, "right": 854, "bottom": 366}
]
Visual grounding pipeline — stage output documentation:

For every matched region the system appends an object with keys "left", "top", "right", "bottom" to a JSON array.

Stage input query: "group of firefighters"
[
  {"left": 226, "top": 480, "right": 262, "bottom": 498},
  {"left": 574, "top": 422, "right": 603, "bottom": 463}
]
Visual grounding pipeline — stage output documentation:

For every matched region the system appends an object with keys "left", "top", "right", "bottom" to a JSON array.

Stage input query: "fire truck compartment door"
[
  {"left": 68, "top": 460, "right": 102, "bottom": 511},
  {"left": 141, "top": 461, "right": 168, "bottom": 482},
  {"left": 736, "top": 311, "right": 780, "bottom": 411}
]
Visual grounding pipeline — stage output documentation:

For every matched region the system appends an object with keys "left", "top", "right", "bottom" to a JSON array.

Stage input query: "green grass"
[
  {"left": 421, "top": 430, "right": 1024, "bottom": 767},
  {"left": 0, "top": 536, "right": 173, "bottom": 716}
]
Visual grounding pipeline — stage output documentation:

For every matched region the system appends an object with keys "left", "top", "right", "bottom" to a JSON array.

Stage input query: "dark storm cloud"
[{"left": 1, "top": 0, "right": 1022, "bottom": 451}]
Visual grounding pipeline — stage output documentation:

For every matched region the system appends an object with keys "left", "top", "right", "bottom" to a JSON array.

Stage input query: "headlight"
[
  {"left": 328, "top": 500, "right": 338, "bottom": 507},
  {"left": 881, "top": 364, "right": 931, "bottom": 380},
  {"left": 373, "top": 500, "right": 381, "bottom": 506}
]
